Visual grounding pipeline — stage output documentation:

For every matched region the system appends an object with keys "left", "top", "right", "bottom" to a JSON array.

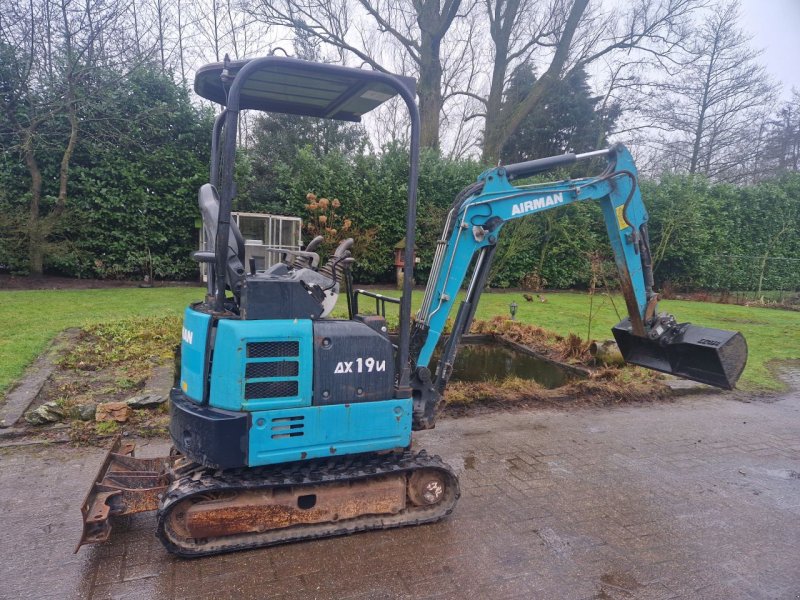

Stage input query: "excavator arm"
[{"left": 409, "top": 144, "right": 747, "bottom": 429}]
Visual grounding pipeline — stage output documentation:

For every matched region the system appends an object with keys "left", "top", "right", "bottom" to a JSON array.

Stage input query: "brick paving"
[{"left": 1, "top": 391, "right": 799, "bottom": 600}]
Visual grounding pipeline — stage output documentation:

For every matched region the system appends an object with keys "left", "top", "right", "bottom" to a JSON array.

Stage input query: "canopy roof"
[{"left": 194, "top": 57, "right": 416, "bottom": 122}]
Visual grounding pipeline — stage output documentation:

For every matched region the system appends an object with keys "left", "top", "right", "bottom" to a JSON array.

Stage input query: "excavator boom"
[{"left": 409, "top": 144, "right": 747, "bottom": 429}]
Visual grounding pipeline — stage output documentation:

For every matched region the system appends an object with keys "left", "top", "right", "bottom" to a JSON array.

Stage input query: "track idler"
[{"left": 612, "top": 315, "right": 748, "bottom": 390}]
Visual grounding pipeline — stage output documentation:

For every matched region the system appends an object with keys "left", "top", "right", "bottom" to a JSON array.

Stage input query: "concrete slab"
[{"left": 142, "top": 364, "right": 174, "bottom": 398}]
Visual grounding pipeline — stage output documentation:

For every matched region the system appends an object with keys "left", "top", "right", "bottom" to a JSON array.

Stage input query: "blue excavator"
[{"left": 77, "top": 56, "right": 747, "bottom": 557}]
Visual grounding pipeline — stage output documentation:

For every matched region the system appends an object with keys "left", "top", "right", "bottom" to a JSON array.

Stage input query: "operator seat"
[{"left": 197, "top": 183, "right": 247, "bottom": 297}]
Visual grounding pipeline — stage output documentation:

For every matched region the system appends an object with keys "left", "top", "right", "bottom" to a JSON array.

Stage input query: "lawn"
[
  {"left": 447, "top": 290, "right": 800, "bottom": 391},
  {"left": 0, "top": 287, "right": 203, "bottom": 396},
  {"left": 1, "top": 286, "right": 797, "bottom": 396}
]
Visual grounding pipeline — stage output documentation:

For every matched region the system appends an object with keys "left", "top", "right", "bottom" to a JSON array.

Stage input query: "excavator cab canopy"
[{"left": 194, "top": 57, "right": 415, "bottom": 120}]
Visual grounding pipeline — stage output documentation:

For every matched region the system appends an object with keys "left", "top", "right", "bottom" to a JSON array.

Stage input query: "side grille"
[
  {"left": 243, "top": 339, "right": 302, "bottom": 403},
  {"left": 245, "top": 380, "right": 299, "bottom": 399},
  {"left": 271, "top": 415, "right": 304, "bottom": 439},
  {"left": 245, "top": 361, "right": 299, "bottom": 379},
  {"left": 247, "top": 341, "right": 299, "bottom": 358}
]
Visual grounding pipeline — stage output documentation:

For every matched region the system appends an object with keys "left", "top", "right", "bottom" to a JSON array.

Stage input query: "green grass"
[
  {"left": 458, "top": 291, "right": 800, "bottom": 391},
  {"left": 0, "top": 287, "right": 203, "bottom": 396},
  {"left": 1, "top": 287, "right": 797, "bottom": 396}
]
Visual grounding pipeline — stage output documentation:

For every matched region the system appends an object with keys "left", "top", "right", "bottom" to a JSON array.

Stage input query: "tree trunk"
[
  {"left": 177, "top": 0, "right": 186, "bottom": 82},
  {"left": 689, "top": 99, "right": 709, "bottom": 174},
  {"left": 536, "top": 213, "right": 554, "bottom": 280},
  {"left": 417, "top": 21, "right": 443, "bottom": 150},
  {"left": 22, "top": 129, "right": 44, "bottom": 274},
  {"left": 481, "top": 0, "right": 519, "bottom": 164},
  {"left": 56, "top": 0, "right": 79, "bottom": 218},
  {"left": 482, "top": 37, "right": 509, "bottom": 163},
  {"left": 756, "top": 224, "right": 788, "bottom": 297},
  {"left": 157, "top": 0, "right": 166, "bottom": 70},
  {"left": 690, "top": 21, "right": 720, "bottom": 175},
  {"left": 483, "top": 0, "right": 588, "bottom": 163},
  {"left": 56, "top": 92, "right": 79, "bottom": 217}
]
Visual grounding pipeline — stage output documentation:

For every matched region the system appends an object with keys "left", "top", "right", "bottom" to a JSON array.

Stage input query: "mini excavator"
[{"left": 77, "top": 56, "right": 748, "bottom": 557}]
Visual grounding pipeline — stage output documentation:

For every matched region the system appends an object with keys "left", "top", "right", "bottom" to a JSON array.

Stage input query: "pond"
[{"left": 442, "top": 341, "right": 577, "bottom": 389}]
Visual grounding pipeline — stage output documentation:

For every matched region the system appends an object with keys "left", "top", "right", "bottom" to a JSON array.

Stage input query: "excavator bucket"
[{"left": 612, "top": 319, "right": 748, "bottom": 390}]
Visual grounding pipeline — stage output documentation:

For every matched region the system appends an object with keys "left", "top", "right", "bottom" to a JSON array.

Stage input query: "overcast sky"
[{"left": 739, "top": 0, "right": 800, "bottom": 99}]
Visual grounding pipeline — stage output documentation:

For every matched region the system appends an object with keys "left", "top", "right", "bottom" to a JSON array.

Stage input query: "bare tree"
[
  {"left": 176, "top": 0, "right": 186, "bottom": 81},
  {"left": 644, "top": 1, "right": 776, "bottom": 180},
  {"left": 249, "top": 0, "right": 468, "bottom": 150},
  {"left": 475, "top": 0, "right": 564, "bottom": 160},
  {"left": 763, "top": 90, "right": 800, "bottom": 173},
  {"left": 152, "top": 0, "right": 169, "bottom": 69},
  {"left": 480, "top": 0, "right": 701, "bottom": 163}
]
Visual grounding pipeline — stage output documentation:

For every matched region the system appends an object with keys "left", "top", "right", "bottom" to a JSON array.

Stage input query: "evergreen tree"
[
  {"left": 0, "top": 65, "right": 212, "bottom": 278},
  {"left": 241, "top": 27, "right": 369, "bottom": 213},
  {"left": 498, "top": 64, "right": 619, "bottom": 163}
]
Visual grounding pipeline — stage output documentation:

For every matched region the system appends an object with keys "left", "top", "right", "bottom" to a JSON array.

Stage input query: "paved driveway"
[{"left": 1, "top": 392, "right": 799, "bottom": 600}]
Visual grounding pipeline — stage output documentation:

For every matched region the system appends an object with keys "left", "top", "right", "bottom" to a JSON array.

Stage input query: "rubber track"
[{"left": 155, "top": 450, "right": 460, "bottom": 557}]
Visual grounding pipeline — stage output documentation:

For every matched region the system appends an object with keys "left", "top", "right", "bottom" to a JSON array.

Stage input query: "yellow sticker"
[
  {"left": 615, "top": 205, "right": 628, "bottom": 230},
  {"left": 181, "top": 381, "right": 188, "bottom": 392}
]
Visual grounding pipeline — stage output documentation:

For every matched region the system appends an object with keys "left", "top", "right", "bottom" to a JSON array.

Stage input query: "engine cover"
[{"left": 312, "top": 320, "right": 395, "bottom": 406}]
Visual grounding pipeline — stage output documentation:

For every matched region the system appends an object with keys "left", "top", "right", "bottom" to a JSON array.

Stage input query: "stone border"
[{"left": 0, "top": 329, "right": 79, "bottom": 429}]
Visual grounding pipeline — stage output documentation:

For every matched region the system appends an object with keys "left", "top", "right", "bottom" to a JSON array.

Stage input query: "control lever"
[
  {"left": 319, "top": 238, "right": 354, "bottom": 282},
  {"left": 293, "top": 236, "right": 325, "bottom": 269}
]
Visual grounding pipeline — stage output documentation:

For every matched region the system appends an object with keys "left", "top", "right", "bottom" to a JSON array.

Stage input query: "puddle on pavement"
[
  {"left": 759, "top": 468, "right": 800, "bottom": 480},
  {"left": 600, "top": 571, "right": 642, "bottom": 593},
  {"left": 441, "top": 342, "right": 575, "bottom": 389}
]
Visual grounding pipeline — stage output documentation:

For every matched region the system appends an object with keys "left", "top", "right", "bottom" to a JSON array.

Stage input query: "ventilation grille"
[
  {"left": 245, "top": 361, "right": 299, "bottom": 379},
  {"left": 271, "top": 415, "right": 304, "bottom": 439},
  {"left": 244, "top": 339, "right": 302, "bottom": 402},
  {"left": 247, "top": 341, "right": 299, "bottom": 359},
  {"left": 245, "top": 380, "right": 299, "bottom": 399}
]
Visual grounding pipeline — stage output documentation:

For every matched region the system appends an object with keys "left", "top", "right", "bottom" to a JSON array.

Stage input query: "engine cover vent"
[
  {"left": 245, "top": 380, "right": 299, "bottom": 399},
  {"left": 245, "top": 361, "right": 299, "bottom": 379},
  {"left": 271, "top": 415, "right": 304, "bottom": 439},
  {"left": 247, "top": 341, "right": 299, "bottom": 359}
]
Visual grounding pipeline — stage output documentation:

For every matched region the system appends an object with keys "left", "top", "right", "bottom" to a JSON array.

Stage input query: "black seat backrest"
[{"left": 198, "top": 183, "right": 246, "bottom": 297}]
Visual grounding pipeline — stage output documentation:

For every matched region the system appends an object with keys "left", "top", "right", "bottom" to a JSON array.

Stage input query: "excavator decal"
[{"left": 510, "top": 192, "right": 565, "bottom": 215}]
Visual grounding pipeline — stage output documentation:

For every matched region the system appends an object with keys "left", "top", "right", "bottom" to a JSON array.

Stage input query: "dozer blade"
[
  {"left": 612, "top": 318, "right": 747, "bottom": 390},
  {"left": 75, "top": 436, "right": 176, "bottom": 552}
]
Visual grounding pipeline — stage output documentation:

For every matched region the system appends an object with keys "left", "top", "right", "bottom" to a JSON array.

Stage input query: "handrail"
[{"left": 353, "top": 289, "right": 401, "bottom": 317}]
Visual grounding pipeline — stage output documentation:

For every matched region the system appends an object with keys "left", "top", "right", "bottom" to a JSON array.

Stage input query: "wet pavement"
[{"left": 2, "top": 392, "right": 799, "bottom": 600}]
